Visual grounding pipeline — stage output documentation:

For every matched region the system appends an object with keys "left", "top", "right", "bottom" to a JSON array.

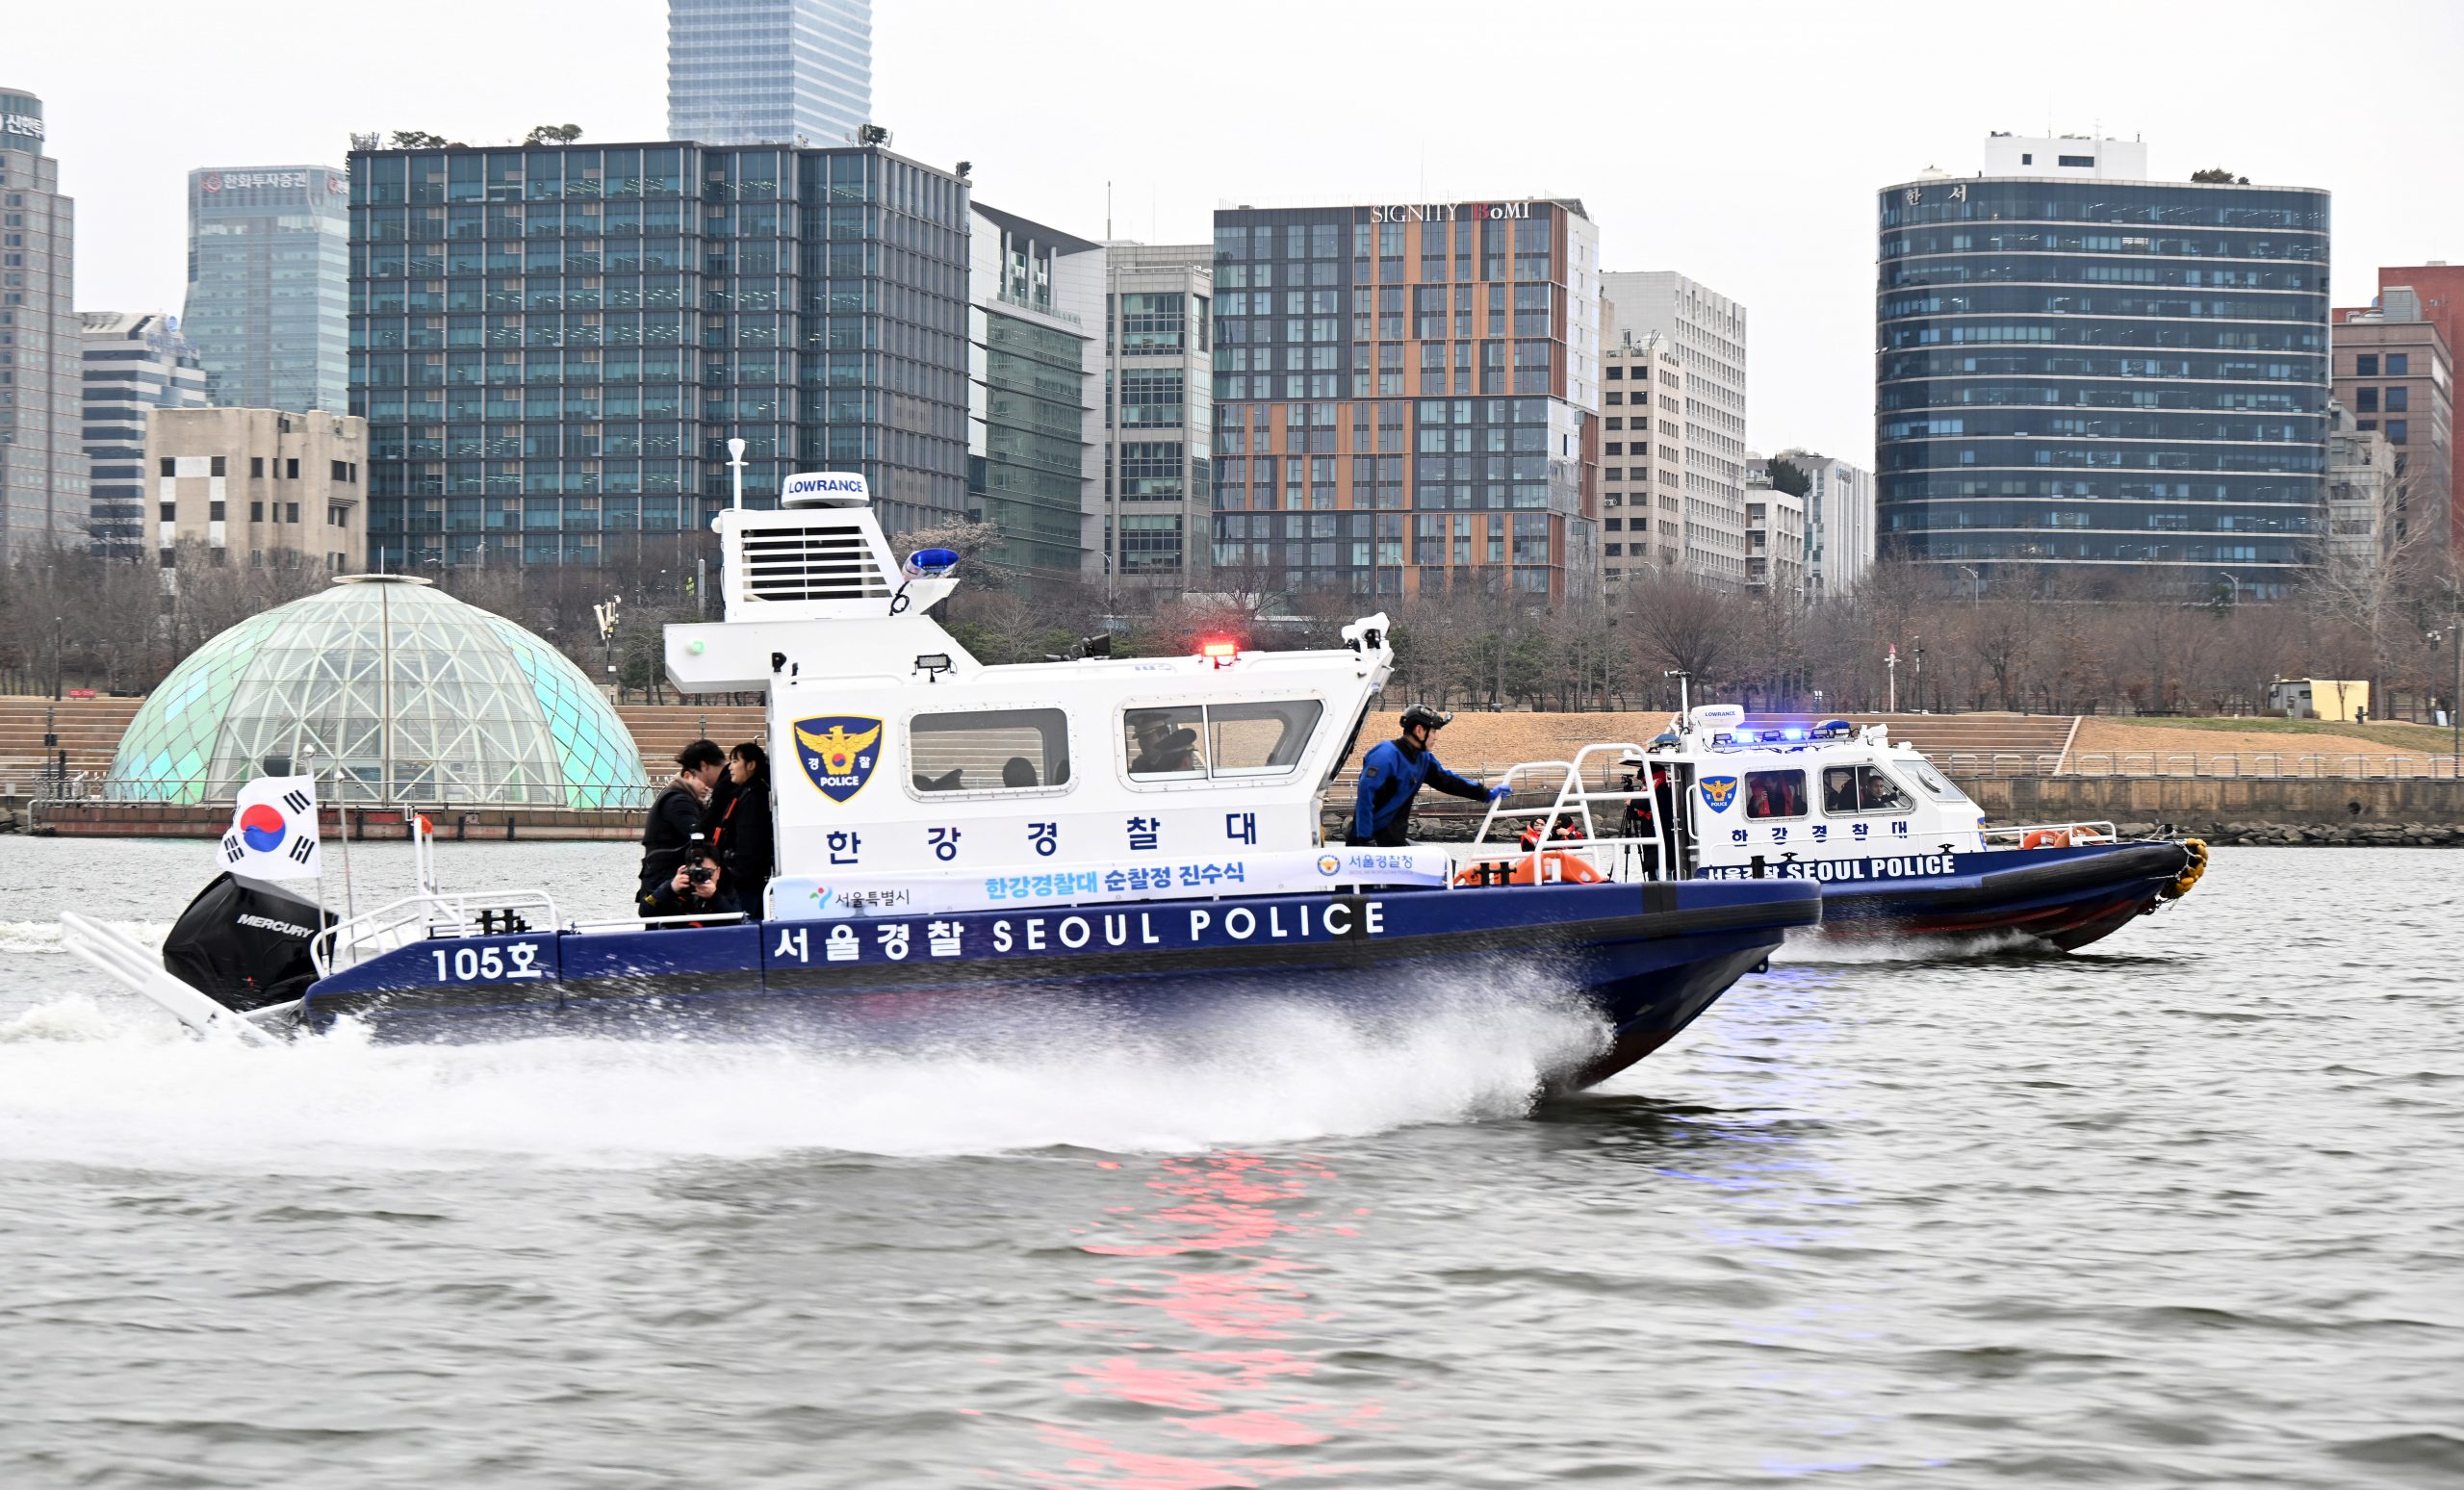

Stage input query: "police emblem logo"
[
  {"left": 793, "top": 715, "right": 885, "bottom": 803},
  {"left": 1317, "top": 854, "right": 1342, "bottom": 876},
  {"left": 1698, "top": 775, "right": 1740, "bottom": 812}
]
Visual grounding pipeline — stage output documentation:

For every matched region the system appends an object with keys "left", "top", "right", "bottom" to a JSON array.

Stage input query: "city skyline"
[{"left": 8, "top": 0, "right": 2462, "bottom": 472}]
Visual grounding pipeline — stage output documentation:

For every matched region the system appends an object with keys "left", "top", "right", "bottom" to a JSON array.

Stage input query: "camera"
[{"left": 686, "top": 864, "right": 712, "bottom": 886}]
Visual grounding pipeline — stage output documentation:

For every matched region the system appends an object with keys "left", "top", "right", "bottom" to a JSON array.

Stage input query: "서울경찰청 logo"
[
  {"left": 794, "top": 716, "right": 884, "bottom": 803},
  {"left": 1317, "top": 854, "right": 1343, "bottom": 876},
  {"left": 1698, "top": 776, "right": 1740, "bottom": 813}
]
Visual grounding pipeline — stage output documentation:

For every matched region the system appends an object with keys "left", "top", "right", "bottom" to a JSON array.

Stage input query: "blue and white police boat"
[
  {"left": 65, "top": 473, "right": 1819, "bottom": 1092},
  {"left": 1462, "top": 704, "right": 2207, "bottom": 952}
]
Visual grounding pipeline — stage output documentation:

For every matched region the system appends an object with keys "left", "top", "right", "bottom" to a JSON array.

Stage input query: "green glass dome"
[{"left": 106, "top": 576, "right": 651, "bottom": 808}]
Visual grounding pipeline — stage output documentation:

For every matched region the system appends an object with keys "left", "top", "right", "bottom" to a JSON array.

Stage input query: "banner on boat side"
[
  {"left": 768, "top": 845, "right": 1455, "bottom": 920},
  {"left": 1698, "top": 851, "right": 1963, "bottom": 884},
  {"left": 792, "top": 715, "right": 884, "bottom": 803}
]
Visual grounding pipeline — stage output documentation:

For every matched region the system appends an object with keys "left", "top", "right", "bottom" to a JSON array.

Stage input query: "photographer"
[{"left": 637, "top": 837, "right": 742, "bottom": 929}]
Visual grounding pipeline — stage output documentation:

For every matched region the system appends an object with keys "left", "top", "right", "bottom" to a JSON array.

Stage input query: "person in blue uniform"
[{"left": 1348, "top": 705, "right": 1509, "bottom": 847}]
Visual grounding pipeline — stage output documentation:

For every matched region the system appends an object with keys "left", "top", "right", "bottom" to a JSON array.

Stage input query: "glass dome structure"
[{"left": 106, "top": 576, "right": 651, "bottom": 808}]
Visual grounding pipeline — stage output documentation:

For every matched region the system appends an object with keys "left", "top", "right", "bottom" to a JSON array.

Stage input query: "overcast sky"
[{"left": 16, "top": 0, "right": 2462, "bottom": 465}]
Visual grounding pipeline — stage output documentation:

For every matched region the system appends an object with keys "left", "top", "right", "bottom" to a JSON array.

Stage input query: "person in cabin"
[
  {"left": 1348, "top": 705, "right": 1510, "bottom": 848},
  {"left": 641, "top": 847, "right": 742, "bottom": 927},
  {"left": 698, "top": 741, "right": 775, "bottom": 918},
  {"left": 1823, "top": 766, "right": 1858, "bottom": 814},
  {"left": 639, "top": 739, "right": 724, "bottom": 904},
  {"left": 1127, "top": 711, "right": 1203, "bottom": 775}
]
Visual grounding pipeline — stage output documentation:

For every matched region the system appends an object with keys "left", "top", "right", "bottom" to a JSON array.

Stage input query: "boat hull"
[
  {"left": 1713, "top": 841, "right": 2193, "bottom": 952},
  {"left": 299, "top": 880, "right": 1821, "bottom": 1091}
]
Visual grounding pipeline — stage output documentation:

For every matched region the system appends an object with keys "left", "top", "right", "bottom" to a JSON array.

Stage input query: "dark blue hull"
[
  {"left": 301, "top": 879, "right": 1822, "bottom": 1090},
  {"left": 1704, "top": 841, "right": 2193, "bottom": 951}
]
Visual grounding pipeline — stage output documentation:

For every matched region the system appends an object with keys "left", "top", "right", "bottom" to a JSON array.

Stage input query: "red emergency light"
[{"left": 1199, "top": 637, "right": 1238, "bottom": 667}]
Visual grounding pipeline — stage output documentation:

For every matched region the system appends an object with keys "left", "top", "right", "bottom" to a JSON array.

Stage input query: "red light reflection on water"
[{"left": 1016, "top": 1152, "right": 1384, "bottom": 1488}]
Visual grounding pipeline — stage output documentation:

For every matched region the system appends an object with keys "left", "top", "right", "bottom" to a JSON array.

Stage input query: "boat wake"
[
  {"left": 1772, "top": 925, "right": 2055, "bottom": 963},
  {"left": 0, "top": 977, "right": 1608, "bottom": 1171}
]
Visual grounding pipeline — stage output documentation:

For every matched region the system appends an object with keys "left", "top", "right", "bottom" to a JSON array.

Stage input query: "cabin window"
[
  {"left": 1906, "top": 760, "right": 1971, "bottom": 804},
  {"left": 908, "top": 707, "right": 1071, "bottom": 793},
  {"left": 1124, "top": 700, "right": 1323, "bottom": 783},
  {"left": 1820, "top": 763, "right": 1913, "bottom": 814},
  {"left": 1743, "top": 770, "right": 1806, "bottom": 819}
]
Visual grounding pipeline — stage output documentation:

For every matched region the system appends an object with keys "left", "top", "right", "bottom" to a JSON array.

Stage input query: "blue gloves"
[{"left": 1487, "top": 785, "right": 1512, "bottom": 804}]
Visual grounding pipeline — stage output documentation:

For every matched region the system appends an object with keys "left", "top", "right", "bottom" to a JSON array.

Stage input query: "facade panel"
[
  {"left": 1875, "top": 143, "right": 2330, "bottom": 597},
  {"left": 1209, "top": 199, "right": 1601, "bottom": 605},
  {"left": 347, "top": 141, "right": 970, "bottom": 569}
]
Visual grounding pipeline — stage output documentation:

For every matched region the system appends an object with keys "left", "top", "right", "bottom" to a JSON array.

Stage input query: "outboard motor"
[{"left": 161, "top": 873, "right": 337, "bottom": 1012}]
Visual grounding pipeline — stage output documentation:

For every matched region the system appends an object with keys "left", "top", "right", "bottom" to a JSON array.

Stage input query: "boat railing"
[
  {"left": 313, "top": 889, "right": 565, "bottom": 976},
  {"left": 1980, "top": 820, "right": 2120, "bottom": 848},
  {"left": 1462, "top": 744, "right": 1680, "bottom": 884},
  {"left": 567, "top": 912, "right": 751, "bottom": 933}
]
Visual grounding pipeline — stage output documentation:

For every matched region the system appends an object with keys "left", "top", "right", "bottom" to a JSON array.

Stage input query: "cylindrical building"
[{"left": 1875, "top": 138, "right": 2329, "bottom": 598}]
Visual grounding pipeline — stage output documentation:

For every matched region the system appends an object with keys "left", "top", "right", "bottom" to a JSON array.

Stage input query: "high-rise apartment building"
[
  {"left": 347, "top": 140, "right": 970, "bottom": 569},
  {"left": 2373, "top": 264, "right": 2464, "bottom": 546},
  {"left": 1876, "top": 136, "right": 2330, "bottom": 598},
  {"left": 668, "top": 0, "right": 871, "bottom": 147},
  {"left": 1209, "top": 199, "right": 1603, "bottom": 604},
  {"left": 1744, "top": 478, "right": 1807, "bottom": 603},
  {"left": 81, "top": 311, "right": 208, "bottom": 561},
  {"left": 148, "top": 407, "right": 367, "bottom": 573},
  {"left": 968, "top": 204, "right": 1102, "bottom": 578},
  {"left": 0, "top": 89, "right": 83, "bottom": 564},
  {"left": 1770, "top": 448, "right": 1874, "bottom": 598},
  {"left": 2331, "top": 293, "right": 2453, "bottom": 551},
  {"left": 1600, "top": 328, "right": 1684, "bottom": 588},
  {"left": 1600, "top": 270, "right": 1747, "bottom": 580},
  {"left": 1100, "top": 242, "right": 1213, "bottom": 595},
  {"left": 183, "top": 166, "right": 349, "bottom": 413}
]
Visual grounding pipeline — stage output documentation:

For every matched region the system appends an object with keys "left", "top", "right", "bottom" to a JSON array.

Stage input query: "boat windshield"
[{"left": 1906, "top": 758, "right": 1971, "bottom": 804}]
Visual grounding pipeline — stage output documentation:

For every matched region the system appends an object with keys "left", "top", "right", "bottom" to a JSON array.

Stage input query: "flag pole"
[{"left": 299, "top": 744, "right": 326, "bottom": 929}]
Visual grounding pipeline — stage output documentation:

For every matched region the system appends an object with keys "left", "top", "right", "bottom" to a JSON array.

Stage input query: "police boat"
[
  {"left": 1461, "top": 704, "right": 2206, "bottom": 952},
  {"left": 62, "top": 472, "right": 1819, "bottom": 1092}
]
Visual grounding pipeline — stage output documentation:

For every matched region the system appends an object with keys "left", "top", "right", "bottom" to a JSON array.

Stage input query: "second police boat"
[{"left": 100, "top": 473, "right": 1824, "bottom": 1092}]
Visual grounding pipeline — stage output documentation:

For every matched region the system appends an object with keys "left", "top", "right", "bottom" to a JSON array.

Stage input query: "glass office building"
[
  {"left": 80, "top": 310, "right": 208, "bottom": 561},
  {"left": 1210, "top": 200, "right": 1603, "bottom": 604},
  {"left": 668, "top": 0, "right": 871, "bottom": 147},
  {"left": 347, "top": 140, "right": 970, "bottom": 569},
  {"left": 0, "top": 88, "right": 85, "bottom": 565},
  {"left": 184, "top": 166, "right": 351, "bottom": 413},
  {"left": 1876, "top": 169, "right": 2330, "bottom": 597}
]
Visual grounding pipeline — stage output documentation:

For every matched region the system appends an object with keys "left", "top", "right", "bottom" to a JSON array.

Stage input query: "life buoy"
[
  {"left": 1454, "top": 851, "right": 1606, "bottom": 887},
  {"left": 2020, "top": 828, "right": 2071, "bottom": 850}
]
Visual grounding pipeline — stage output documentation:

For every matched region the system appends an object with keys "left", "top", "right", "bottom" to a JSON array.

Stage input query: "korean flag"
[{"left": 219, "top": 775, "right": 321, "bottom": 882}]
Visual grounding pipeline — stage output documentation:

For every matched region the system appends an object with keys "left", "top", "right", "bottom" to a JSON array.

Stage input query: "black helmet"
[{"left": 1399, "top": 704, "right": 1453, "bottom": 732}]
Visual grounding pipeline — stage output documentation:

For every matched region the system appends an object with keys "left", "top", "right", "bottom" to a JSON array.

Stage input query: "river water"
[{"left": 0, "top": 838, "right": 2457, "bottom": 1488}]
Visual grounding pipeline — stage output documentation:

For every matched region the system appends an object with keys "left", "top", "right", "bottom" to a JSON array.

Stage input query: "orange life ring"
[
  {"left": 2020, "top": 828, "right": 2072, "bottom": 850},
  {"left": 1454, "top": 851, "right": 1606, "bottom": 887}
]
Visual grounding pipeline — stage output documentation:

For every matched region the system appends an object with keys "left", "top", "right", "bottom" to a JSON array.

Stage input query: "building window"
[
  {"left": 2387, "top": 353, "right": 2409, "bottom": 376},
  {"left": 249, "top": 501, "right": 264, "bottom": 522},
  {"left": 2355, "top": 354, "right": 2378, "bottom": 376},
  {"left": 286, "top": 457, "right": 300, "bottom": 479},
  {"left": 210, "top": 455, "right": 226, "bottom": 476},
  {"left": 251, "top": 456, "right": 265, "bottom": 477},
  {"left": 2057, "top": 154, "right": 2094, "bottom": 167},
  {"left": 288, "top": 502, "right": 301, "bottom": 524},
  {"left": 2019, "top": 153, "right": 2033, "bottom": 165},
  {"left": 159, "top": 457, "right": 173, "bottom": 476},
  {"left": 209, "top": 501, "right": 225, "bottom": 521},
  {"left": 2385, "top": 387, "right": 2408, "bottom": 412},
  {"left": 2387, "top": 421, "right": 2408, "bottom": 445},
  {"left": 2356, "top": 388, "right": 2377, "bottom": 412}
]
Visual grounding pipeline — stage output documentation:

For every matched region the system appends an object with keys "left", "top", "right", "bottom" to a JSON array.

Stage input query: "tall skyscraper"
[
  {"left": 0, "top": 88, "right": 84, "bottom": 563},
  {"left": 1601, "top": 270, "right": 1748, "bottom": 587},
  {"left": 1210, "top": 198, "right": 1604, "bottom": 604},
  {"left": 668, "top": 0, "right": 872, "bottom": 146},
  {"left": 182, "top": 166, "right": 350, "bottom": 413},
  {"left": 348, "top": 140, "right": 970, "bottom": 569},
  {"left": 80, "top": 311, "right": 208, "bottom": 561},
  {"left": 968, "top": 204, "right": 1102, "bottom": 579},
  {"left": 1100, "top": 242, "right": 1214, "bottom": 595},
  {"left": 1876, "top": 136, "right": 2330, "bottom": 597}
]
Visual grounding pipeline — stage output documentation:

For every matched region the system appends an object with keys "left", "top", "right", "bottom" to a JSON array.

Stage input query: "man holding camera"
[{"left": 638, "top": 834, "right": 742, "bottom": 927}]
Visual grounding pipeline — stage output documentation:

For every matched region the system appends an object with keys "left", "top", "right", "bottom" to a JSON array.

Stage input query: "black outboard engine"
[{"left": 162, "top": 873, "right": 338, "bottom": 1012}]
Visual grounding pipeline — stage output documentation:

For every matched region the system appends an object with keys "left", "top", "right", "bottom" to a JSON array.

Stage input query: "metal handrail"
[
  {"left": 1462, "top": 743, "right": 1679, "bottom": 883},
  {"left": 313, "top": 888, "right": 564, "bottom": 976}
]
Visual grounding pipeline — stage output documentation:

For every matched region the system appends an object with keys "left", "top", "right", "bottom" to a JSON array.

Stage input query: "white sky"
[{"left": 16, "top": 0, "right": 2463, "bottom": 466}]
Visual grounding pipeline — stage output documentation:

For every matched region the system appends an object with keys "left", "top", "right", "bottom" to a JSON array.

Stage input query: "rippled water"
[{"left": 2, "top": 838, "right": 2458, "bottom": 1488}]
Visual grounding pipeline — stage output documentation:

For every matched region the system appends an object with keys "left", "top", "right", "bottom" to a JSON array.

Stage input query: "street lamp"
[
  {"left": 2216, "top": 570, "right": 2242, "bottom": 606},
  {"left": 1958, "top": 565, "right": 1980, "bottom": 607}
]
